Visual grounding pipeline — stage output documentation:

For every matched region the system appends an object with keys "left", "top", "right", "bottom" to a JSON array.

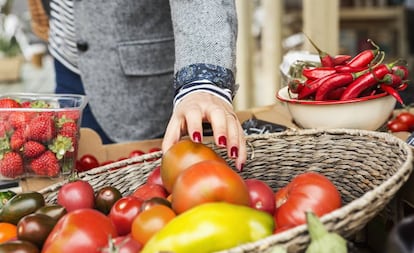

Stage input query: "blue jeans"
[{"left": 53, "top": 59, "right": 114, "bottom": 144}]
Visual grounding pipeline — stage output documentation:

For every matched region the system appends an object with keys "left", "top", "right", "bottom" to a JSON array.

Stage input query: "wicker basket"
[
  {"left": 39, "top": 129, "right": 413, "bottom": 253},
  {"left": 27, "top": 0, "right": 49, "bottom": 42}
]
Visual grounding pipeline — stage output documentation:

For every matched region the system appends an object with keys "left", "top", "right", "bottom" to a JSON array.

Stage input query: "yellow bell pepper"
[{"left": 141, "top": 202, "right": 274, "bottom": 253}]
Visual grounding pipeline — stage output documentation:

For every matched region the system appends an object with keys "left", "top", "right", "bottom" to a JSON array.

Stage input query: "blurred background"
[{"left": 0, "top": 0, "right": 412, "bottom": 110}]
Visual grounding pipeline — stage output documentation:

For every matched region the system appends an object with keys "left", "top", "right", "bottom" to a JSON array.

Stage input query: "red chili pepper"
[
  {"left": 380, "top": 84, "right": 405, "bottom": 106},
  {"left": 326, "top": 86, "right": 347, "bottom": 100},
  {"left": 346, "top": 39, "right": 380, "bottom": 68},
  {"left": 334, "top": 65, "right": 367, "bottom": 73},
  {"left": 332, "top": 54, "right": 352, "bottom": 66},
  {"left": 314, "top": 71, "right": 365, "bottom": 101},
  {"left": 287, "top": 79, "right": 305, "bottom": 94},
  {"left": 305, "top": 35, "right": 334, "bottom": 67},
  {"left": 340, "top": 63, "right": 393, "bottom": 101},
  {"left": 392, "top": 65, "right": 409, "bottom": 80},
  {"left": 302, "top": 67, "right": 336, "bottom": 80},
  {"left": 381, "top": 73, "right": 402, "bottom": 88},
  {"left": 297, "top": 74, "right": 335, "bottom": 100}
]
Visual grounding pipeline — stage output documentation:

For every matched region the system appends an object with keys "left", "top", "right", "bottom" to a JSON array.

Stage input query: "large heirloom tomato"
[
  {"left": 274, "top": 172, "right": 341, "bottom": 229},
  {"left": 161, "top": 139, "right": 226, "bottom": 193},
  {"left": 42, "top": 209, "right": 117, "bottom": 253},
  {"left": 171, "top": 160, "right": 250, "bottom": 214}
]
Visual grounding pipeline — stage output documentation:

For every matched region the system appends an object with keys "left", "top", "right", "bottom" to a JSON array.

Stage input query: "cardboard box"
[
  {"left": 21, "top": 103, "right": 295, "bottom": 191},
  {"left": 0, "top": 56, "right": 22, "bottom": 82}
]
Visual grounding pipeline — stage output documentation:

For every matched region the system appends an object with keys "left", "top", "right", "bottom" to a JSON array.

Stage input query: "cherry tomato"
[
  {"left": 109, "top": 196, "right": 143, "bottom": 236},
  {"left": 132, "top": 183, "right": 168, "bottom": 201},
  {"left": 57, "top": 180, "right": 95, "bottom": 212},
  {"left": 146, "top": 166, "right": 163, "bottom": 186},
  {"left": 131, "top": 204, "right": 176, "bottom": 245},
  {"left": 100, "top": 160, "right": 115, "bottom": 166},
  {"left": 35, "top": 205, "right": 67, "bottom": 222},
  {"left": 0, "top": 240, "right": 39, "bottom": 253},
  {"left": 140, "top": 197, "right": 172, "bottom": 212},
  {"left": 171, "top": 160, "right": 250, "bottom": 214},
  {"left": 395, "top": 112, "right": 414, "bottom": 131},
  {"left": 161, "top": 140, "right": 226, "bottom": 193},
  {"left": 129, "top": 149, "right": 145, "bottom": 158},
  {"left": 245, "top": 178, "right": 275, "bottom": 215},
  {"left": 78, "top": 154, "right": 100, "bottom": 172},
  {"left": 146, "top": 147, "right": 162, "bottom": 162},
  {"left": 0, "top": 222, "right": 17, "bottom": 243},
  {"left": 274, "top": 172, "right": 341, "bottom": 229},
  {"left": 17, "top": 213, "right": 57, "bottom": 248},
  {"left": 42, "top": 209, "right": 117, "bottom": 253},
  {"left": 95, "top": 186, "right": 123, "bottom": 215},
  {"left": 387, "top": 119, "right": 410, "bottom": 132},
  {"left": 102, "top": 235, "right": 142, "bottom": 253}
]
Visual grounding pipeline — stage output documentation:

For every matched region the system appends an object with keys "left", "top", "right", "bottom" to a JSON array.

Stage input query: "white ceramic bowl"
[{"left": 276, "top": 86, "right": 396, "bottom": 130}]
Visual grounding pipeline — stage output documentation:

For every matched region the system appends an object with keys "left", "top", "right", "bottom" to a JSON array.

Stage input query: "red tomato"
[
  {"left": 102, "top": 235, "right": 142, "bottom": 253},
  {"left": 171, "top": 160, "right": 250, "bottom": 214},
  {"left": 274, "top": 172, "right": 341, "bottom": 229},
  {"left": 131, "top": 183, "right": 168, "bottom": 201},
  {"left": 42, "top": 209, "right": 117, "bottom": 253},
  {"left": 140, "top": 197, "right": 172, "bottom": 212},
  {"left": 148, "top": 147, "right": 161, "bottom": 153},
  {"left": 109, "top": 196, "right": 143, "bottom": 236},
  {"left": 245, "top": 178, "right": 275, "bottom": 215},
  {"left": 161, "top": 139, "right": 226, "bottom": 193},
  {"left": 146, "top": 147, "right": 162, "bottom": 162},
  {"left": 100, "top": 160, "right": 115, "bottom": 166},
  {"left": 129, "top": 149, "right": 145, "bottom": 158},
  {"left": 79, "top": 154, "right": 100, "bottom": 172},
  {"left": 387, "top": 119, "right": 410, "bottom": 132},
  {"left": 57, "top": 180, "right": 95, "bottom": 212},
  {"left": 396, "top": 112, "right": 414, "bottom": 131},
  {"left": 146, "top": 166, "right": 163, "bottom": 186},
  {"left": 75, "top": 160, "right": 85, "bottom": 172},
  {"left": 131, "top": 204, "right": 176, "bottom": 245}
]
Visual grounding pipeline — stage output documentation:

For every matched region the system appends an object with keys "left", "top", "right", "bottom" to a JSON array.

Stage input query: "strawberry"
[
  {"left": 10, "top": 129, "right": 25, "bottom": 151},
  {"left": 0, "top": 98, "right": 21, "bottom": 120},
  {"left": 57, "top": 110, "right": 81, "bottom": 121},
  {"left": 22, "top": 141, "right": 46, "bottom": 158},
  {"left": 0, "top": 98, "right": 21, "bottom": 108},
  {"left": 49, "top": 135, "right": 75, "bottom": 159},
  {"left": 0, "top": 151, "right": 24, "bottom": 178},
  {"left": 30, "top": 150, "right": 60, "bottom": 177},
  {"left": 9, "top": 111, "right": 33, "bottom": 130},
  {"left": 0, "top": 121, "right": 12, "bottom": 138},
  {"left": 20, "top": 101, "right": 32, "bottom": 108},
  {"left": 25, "top": 115, "right": 57, "bottom": 143}
]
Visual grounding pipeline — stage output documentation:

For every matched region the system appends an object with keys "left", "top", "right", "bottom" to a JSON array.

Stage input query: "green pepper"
[
  {"left": 0, "top": 191, "right": 45, "bottom": 225},
  {"left": 0, "top": 190, "right": 16, "bottom": 209},
  {"left": 141, "top": 202, "right": 274, "bottom": 253}
]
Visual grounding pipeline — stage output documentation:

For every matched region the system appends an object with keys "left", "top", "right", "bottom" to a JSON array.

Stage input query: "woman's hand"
[{"left": 162, "top": 91, "right": 246, "bottom": 171}]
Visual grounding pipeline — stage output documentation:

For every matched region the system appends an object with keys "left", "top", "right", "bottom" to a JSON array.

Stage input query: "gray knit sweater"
[{"left": 69, "top": 0, "right": 238, "bottom": 142}]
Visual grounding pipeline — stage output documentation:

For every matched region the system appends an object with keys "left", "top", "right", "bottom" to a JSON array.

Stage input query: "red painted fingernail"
[
  {"left": 239, "top": 163, "right": 244, "bottom": 172},
  {"left": 192, "top": 131, "right": 202, "bottom": 143},
  {"left": 218, "top": 136, "right": 227, "bottom": 147},
  {"left": 230, "top": 146, "right": 238, "bottom": 158}
]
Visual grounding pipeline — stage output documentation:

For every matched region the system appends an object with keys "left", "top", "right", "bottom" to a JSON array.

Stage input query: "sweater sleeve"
[{"left": 169, "top": 0, "right": 238, "bottom": 102}]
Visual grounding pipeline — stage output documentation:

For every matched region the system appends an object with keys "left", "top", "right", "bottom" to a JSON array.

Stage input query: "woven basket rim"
[
  {"left": 219, "top": 128, "right": 414, "bottom": 251},
  {"left": 37, "top": 128, "right": 414, "bottom": 252}
]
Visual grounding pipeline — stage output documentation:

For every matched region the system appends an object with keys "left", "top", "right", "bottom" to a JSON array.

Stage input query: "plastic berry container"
[{"left": 0, "top": 93, "right": 87, "bottom": 180}]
